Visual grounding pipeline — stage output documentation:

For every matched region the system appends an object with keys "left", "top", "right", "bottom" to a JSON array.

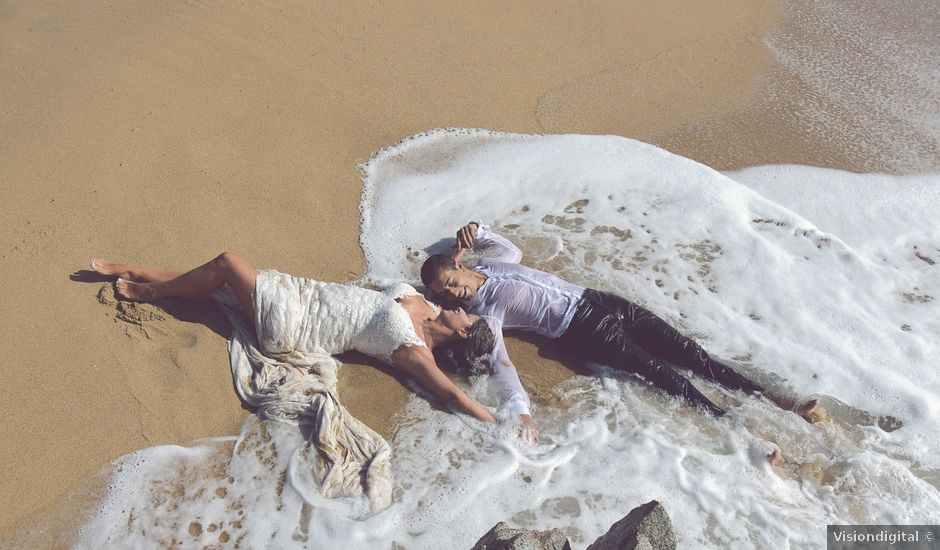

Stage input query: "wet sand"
[{"left": 4, "top": 0, "right": 933, "bottom": 545}]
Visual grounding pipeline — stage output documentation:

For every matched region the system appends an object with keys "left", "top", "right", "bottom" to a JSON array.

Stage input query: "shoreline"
[{"left": 5, "top": 0, "right": 935, "bottom": 544}]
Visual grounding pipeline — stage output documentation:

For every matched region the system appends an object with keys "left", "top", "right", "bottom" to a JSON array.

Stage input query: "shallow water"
[{"left": 77, "top": 130, "right": 940, "bottom": 549}]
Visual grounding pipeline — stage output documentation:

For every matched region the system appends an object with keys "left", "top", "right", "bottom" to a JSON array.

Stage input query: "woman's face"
[{"left": 437, "top": 306, "right": 480, "bottom": 336}]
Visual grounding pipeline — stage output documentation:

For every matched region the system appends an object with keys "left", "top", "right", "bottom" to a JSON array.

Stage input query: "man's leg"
[
  {"left": 562, "top": 296, "right": 726, "bottom": 416},
  {"left": 608, "top": 293, "right": 764, "bottom": 394},
  {"left": 613, "top": 347, "right": 728, "bottom": 417},
  {"left": 605, "top": 292, "right": 834, "bottom": 423}
]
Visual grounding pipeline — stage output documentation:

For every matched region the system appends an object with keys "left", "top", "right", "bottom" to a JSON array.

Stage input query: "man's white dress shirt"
[{"left": 467, "top": 224, "right": 586, "bottom": 416}]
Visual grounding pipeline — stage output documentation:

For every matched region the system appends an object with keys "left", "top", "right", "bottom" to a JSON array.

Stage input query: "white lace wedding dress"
[
  {"left": 212, "top": 268, "right": 430, "bottom": 514},
  {"left": 251, "top": 269, "right": 428, "bottom": 364}
]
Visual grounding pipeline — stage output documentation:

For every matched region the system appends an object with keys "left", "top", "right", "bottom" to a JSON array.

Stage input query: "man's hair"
[
  {"left": 420, "top": 254, "right": 458, "bottom": 288},
  {"left": 432, "top": 318, "right": 495, "bottom": 376}
]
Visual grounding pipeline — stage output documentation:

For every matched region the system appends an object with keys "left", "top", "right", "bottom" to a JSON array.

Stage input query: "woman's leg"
[
  {"left": 112, "top": 252, "right": 258, "bottom": 324},
  {"left": 91, "top": 259, "right": 182, "bottom": 283}
]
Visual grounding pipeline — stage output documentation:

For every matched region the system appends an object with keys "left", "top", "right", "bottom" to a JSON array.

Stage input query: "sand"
[{"left": 5, "top": 0, "right": 932, "bottom": 545}]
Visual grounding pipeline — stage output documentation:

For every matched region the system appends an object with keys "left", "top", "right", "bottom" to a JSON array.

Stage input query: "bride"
[{"left": 90, "top": 252, "right": 498, "bottom": 424}]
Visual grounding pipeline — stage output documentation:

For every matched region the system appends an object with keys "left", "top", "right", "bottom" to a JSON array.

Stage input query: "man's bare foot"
[
  {"left": 91, "top": 258, "right": 132, "bottom": 279},
  {"left": 878, "top": 415, "right": 903, "bottom": 432},
  {"left": 767, "top": 447, "right": 785, "bottom": 468},
  {"left": 751, "top": 441, "right": 784, "bottom": 468},
  {"left": 796, "top": 398, "right": 828, "bottom": 424},
  {"left": 115, "top": 278, "right": 157, "bottom": 302}
]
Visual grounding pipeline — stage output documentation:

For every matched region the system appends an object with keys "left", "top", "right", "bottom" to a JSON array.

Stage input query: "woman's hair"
[{"left": 433, "top": 318, "right": 495, "bottom": 376}]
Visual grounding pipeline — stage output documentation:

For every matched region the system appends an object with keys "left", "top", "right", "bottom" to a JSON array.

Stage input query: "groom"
[{"left": 421, "top": 222, "right": 767, "bottom": 440}]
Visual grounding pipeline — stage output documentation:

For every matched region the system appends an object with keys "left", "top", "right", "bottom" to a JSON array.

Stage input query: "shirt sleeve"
[
  {"left": 472, "top": 222, "right": 523, "bottom": 264},
  {"left": 483, "top": 316, "right": 531, "bottom": 416}
]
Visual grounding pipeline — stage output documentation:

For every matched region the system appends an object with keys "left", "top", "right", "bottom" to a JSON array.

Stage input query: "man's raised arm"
[{"left": 453, "top": 222, "right": 523, "bottom": 264}]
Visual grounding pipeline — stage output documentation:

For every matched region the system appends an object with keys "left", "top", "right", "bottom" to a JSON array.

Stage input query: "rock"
[
  {"left": 470, "top": 521, "right": 571, "bottom": 550},
  {"left": 586, "top": 500, "right": 676, "bottom": 550}
]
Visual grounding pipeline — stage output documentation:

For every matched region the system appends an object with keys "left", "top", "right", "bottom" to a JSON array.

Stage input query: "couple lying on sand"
[{"left": 93, "top": 221, "right": 822, "bottom": 452}]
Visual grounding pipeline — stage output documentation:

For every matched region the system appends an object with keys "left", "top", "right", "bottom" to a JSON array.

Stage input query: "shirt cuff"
[{"left": 509, "top": 396, "right": 531, "bottom": 416}]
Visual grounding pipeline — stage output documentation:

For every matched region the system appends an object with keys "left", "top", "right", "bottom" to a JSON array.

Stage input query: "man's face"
[{"left": 428, "top": 263, "right": 478, "bottom": 301}]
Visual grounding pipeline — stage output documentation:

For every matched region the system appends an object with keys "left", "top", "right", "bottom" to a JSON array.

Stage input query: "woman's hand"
[{"left": 519, "top": 414, "right": 540, "bottom": 443}]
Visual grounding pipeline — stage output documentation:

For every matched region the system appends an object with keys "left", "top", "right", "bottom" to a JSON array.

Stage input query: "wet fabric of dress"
[{"left": 212, "top": 268, "right": 427, "bottom": 514}]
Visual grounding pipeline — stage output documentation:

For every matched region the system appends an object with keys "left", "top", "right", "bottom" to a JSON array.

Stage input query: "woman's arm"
[{"left": 390, "top": 346, "right": 496, "bottom": 423}]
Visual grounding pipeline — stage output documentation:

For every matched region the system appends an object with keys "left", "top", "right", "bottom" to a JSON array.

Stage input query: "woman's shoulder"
[{"left": 381, "top": 282, "right": 421, "bottom": 299}]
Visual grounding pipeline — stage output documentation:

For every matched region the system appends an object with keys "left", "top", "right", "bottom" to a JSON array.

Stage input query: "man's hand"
[
  {"left": 519, "top": 414, "right": 540, "bottom": 443},
  {"left": 456, "top": 222, "right": 479, "bottom": 250},
  {"left": 451, "top": 246, "right": 467, "bottom": 263}
]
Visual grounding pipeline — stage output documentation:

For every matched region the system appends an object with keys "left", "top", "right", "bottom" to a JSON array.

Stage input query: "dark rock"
[
  {"left": 470, "top": 521, "right": 571, "bottom": 550},
  {"left": 586, "top": 500, "right": 676, "bottom": 550}
]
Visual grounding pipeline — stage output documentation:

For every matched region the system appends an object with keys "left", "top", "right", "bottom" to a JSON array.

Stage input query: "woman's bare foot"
[
  {"left": 91, "top": 258, "right": 133, "bottom": 279},
  {"left": 796, "top": 398, "right": 828, "bottom": 424},
  {"left": 115, "top": 278, "right": 158, "bottom": 302}
]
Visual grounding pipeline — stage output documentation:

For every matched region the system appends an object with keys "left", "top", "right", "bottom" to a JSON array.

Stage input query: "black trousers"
[{"left": 559, "top": 289, "right": 764, "bottom": 416}]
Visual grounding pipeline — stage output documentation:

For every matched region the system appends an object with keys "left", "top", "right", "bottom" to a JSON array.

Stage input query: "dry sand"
[{"left": 8, "top": 0, "right": 930, "bottom": 544}]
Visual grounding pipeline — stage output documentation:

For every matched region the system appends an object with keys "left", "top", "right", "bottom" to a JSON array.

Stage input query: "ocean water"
[
  {"left": 765, "top": 0, "right": 940, "bottom": 172},
  {"left": 76, "top": 130, "right": 940, "bottom": 549}
]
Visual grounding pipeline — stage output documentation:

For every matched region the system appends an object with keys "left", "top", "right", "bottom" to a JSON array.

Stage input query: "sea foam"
[{"left": 77, "top": 130, "right": 940, "bottom": 549}]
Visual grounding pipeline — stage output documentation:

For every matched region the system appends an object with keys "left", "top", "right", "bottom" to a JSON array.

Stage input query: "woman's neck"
[
  {"left": 421, "top": 318, "right": 453, "bottom": 349},
  {"left": 401, "top": 296, "right": 452, "bottom": 348}
]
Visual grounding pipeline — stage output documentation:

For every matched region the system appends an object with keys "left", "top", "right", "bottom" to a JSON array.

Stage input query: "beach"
[{"left": 2, "top": 0, "right": 937, "bottom": 547}]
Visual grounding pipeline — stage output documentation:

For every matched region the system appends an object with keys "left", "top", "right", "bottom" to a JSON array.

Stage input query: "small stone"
[
  {"left": 586, "top": 500, "right": 676, "bottom": 550},
  {"left": 470, "top": 522, "right": 570, "bottom": 550}
]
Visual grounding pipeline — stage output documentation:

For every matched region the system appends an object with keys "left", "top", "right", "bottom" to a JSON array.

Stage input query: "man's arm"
[
  {"left": 453, "top": 222, "right": 523, "bottom": 264},
  {"left": 485, "top": 318, "right": 539, "bottom": 442}
]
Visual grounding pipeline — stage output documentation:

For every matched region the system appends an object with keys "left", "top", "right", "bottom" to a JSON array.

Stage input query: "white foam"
[{"left": 77, "top": 130, "right": 940, "bottom": 548}]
